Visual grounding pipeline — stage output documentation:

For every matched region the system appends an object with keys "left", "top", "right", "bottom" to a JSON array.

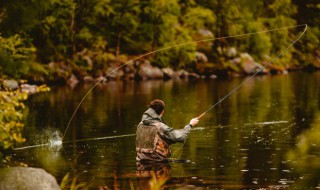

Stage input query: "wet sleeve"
[{"left": 159, "top": 123, "right": 192, "bottom": 143}]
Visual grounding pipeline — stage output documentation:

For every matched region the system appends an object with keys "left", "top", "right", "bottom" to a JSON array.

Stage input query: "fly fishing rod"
[
  {"left": 173, "top": 24, "right": 307, "bottom": 160},
  {"left": 196, "top": 24, "right": 307, "bottom": 120}
]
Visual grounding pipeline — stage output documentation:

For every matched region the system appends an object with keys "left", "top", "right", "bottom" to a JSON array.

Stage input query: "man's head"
[{"left": 149, "top": 99, "right": 165, "bottom": 115}]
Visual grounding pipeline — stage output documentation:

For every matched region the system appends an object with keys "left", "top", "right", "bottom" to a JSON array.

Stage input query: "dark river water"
[{"left": 9, "top": 72, "right": 320, "bottom": 189}]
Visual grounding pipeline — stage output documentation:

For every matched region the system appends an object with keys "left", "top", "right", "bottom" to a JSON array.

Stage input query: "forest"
[{"left": 0, "top": 0, "right": 319, "bottom": 84}]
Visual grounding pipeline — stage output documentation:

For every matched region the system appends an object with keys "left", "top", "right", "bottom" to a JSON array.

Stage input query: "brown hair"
[{"left": 149, "top": 99, "right": 165, "bottom": 115}]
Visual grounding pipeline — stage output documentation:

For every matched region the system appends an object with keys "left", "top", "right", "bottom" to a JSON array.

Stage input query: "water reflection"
[
  {"left": 136, "top": 162, "right": 171, "bottom": 190},
  {"left": 7, "top": 72, "right": 320, "bottom": 189}
]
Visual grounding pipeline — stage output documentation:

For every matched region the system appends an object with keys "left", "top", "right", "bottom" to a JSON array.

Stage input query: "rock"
[
  {"left": 162, "top": 67, "right": 177, "bottom": 79},
  {"left": 189, "top": 72, "right": 200, "bottom": 79},
  {"left": 198, "top": 28, "right": 214, "bottom": 38},
  {"left": 195, "top": 52, "right": 208, "bottom": 63},
  {"left": 83, "top": 55, "right": 93, "bottom": 67},
  {"left": 21, "top": 84, "right": 37, "bottom": 94},
  {"left": 240, "top": 53, "right": 256, "bottom": 74},
  {"left": 137, "top": 61, "right": 163, "bottom": 79},
  {"left": 83, "top": 75, "right": 94, "bottom": 83},
  {"left": 231, "top": 57, "right": 241, "bottom": 64},
  {"left": 253, "top": 62, "right": 269, "bottom": 74},
  {"left": 3, "top": 80, "right": 19, "bottom": 90},
  {"left": 95, "top": 76, "right": 107, "bottom": 83},
  {"left": 226, "top": 47, "right": 237, "bottom": 58},
  {"left": 123, "top": 64, "right": 135, "bottom": 74},
  {"left": 67, "top": 74, "right": 79, "bottom": 88},
  {"left": 209, "top": 74, "right": 217, "bottom": 79},
  {"left": 48, "top": 61, "right": 72, "bottom": 83},
  {"left": 0, "top": 167, "right": 60, "bottom": 190},
  {"left": 197, "top": 29, "right": 214, "bottom": 49},
  {"left": 177, "top": 70, "right": 189, "bottom": 79},
  {"left": 105, "top": 65, "right": 124, "bottom": 80},
  {"left": 48, "top": 61, "right": 56, "bottom": 69}
]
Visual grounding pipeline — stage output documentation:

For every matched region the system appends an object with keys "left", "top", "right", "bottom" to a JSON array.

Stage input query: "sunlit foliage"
[{"left": 0, "top": 90, "right": 27, "bottom": 149}]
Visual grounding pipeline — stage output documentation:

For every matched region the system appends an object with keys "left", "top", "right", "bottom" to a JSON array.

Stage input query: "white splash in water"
[
  {"left": 49, "top": 139, "right": 62, "bottom": 147},
  {"left": 14, "top": 129, "right": 63, "bottom": 151},
  {"left": 47, "top": 131, "right": 63, "bottom": 150}
]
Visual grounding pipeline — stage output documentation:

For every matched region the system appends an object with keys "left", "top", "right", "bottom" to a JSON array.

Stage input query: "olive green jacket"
[{"left": 136, "top": 108, "right": 192, "bottom": 162}]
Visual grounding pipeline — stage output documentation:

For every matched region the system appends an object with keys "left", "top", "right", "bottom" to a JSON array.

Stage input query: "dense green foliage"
[
  {"left": 0, "top": 89, "right": 27, "bottom": 149},
  {"left": 0, "top": 0, "right": 319, "bottom": 80},
  {"left": 0, "top": 35, "right": 48, "bottom": 79}
]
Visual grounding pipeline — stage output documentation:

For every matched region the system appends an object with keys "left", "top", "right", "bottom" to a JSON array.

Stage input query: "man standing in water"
[{"left": 136, "top": 99, "right": 199, "bottom": 162}]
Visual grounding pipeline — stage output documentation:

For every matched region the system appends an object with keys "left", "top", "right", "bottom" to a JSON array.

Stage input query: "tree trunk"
[{"left": 116, "top": 31, "right": 122, "bottom": 58}]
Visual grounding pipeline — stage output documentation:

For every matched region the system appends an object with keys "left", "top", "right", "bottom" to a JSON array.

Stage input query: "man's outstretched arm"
[{"left": 159, "top": 118, "right": 199, "bottom": 143}]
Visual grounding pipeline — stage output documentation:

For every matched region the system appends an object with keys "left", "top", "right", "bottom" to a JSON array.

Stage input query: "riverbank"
[{"left": 25, "top": 51, "right": 320, "bottom": 88}]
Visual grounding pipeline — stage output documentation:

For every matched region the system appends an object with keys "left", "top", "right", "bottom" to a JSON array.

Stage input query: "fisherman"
[{"left": 136, "top": 99, "right": 199, "bottom": 162}]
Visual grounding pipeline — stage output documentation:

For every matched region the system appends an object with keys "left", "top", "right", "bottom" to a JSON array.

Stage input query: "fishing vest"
[{"left": 136, "top": 122, "right": 171, "bottom": 158}]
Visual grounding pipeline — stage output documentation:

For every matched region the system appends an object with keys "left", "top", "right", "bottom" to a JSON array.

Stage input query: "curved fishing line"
[
  {"left": 174, "top": 24, "right": 308, "bottom": 160},
  {"left": 196, "top": 24, "right": 307, "bottom": 119},
  {"left": 62, "top": 134, "right": 135, "bottom": 143},
  {"left": 63, "top": 24, "right": 307, "bottom": 140}
]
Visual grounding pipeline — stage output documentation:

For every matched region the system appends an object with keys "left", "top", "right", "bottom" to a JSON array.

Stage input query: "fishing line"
[
  {"left": 13, "top": 143, "right": 49, "bottom": 150},
  {"left": 173, "top": 24, "right": 307, "bottom": 160},
  {"left": 13, "top": 134, "right": 136, "bottom": 150},
  {"left": 196, "top": 24, "right": 307, "bottom": 120},
  {"left": 62, "top": 134, "right": 135, "bottom": 143},
  {"left": 62, "top": 24, "right": 307, "bottom": 141}
]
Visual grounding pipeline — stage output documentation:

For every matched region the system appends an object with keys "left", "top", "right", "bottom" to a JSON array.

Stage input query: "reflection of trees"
[
  {"left": 177, "top": 73, "right": 319, "bottom": 187},
  {"left": 20, "top": 72, "right": 320, "bottom": 188},
  {"left": 286, "top": 72, "right": 320, "bottom": 189},
  {"left": 287, "top": 111, "right": 320, "bottom": 189}
]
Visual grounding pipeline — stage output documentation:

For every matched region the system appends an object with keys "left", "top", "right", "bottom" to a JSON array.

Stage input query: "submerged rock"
[{"left": 0, "top": 167, "right": 60, "bottom": 190}]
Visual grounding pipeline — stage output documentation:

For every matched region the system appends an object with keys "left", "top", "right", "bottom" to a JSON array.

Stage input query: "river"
[{"left": 10, "top": 71, "right": 320, "bottom": 189}]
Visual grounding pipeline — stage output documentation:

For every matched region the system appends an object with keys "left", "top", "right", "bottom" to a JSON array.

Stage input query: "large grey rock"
[
  {"left": 239, "top": 53, "right": 256, "bottom": 74},
  {"left": 137, "top": 61, "right": 163, "bottom": 79},
  {"left": 3, "top": 80, "right": 19, "bottom": 90},
  {"left": 162, "top": 67, "right": 179, "bottom": 79},
  {"left": 0, "top": 167, "right": 60, "bottom": 190}
]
